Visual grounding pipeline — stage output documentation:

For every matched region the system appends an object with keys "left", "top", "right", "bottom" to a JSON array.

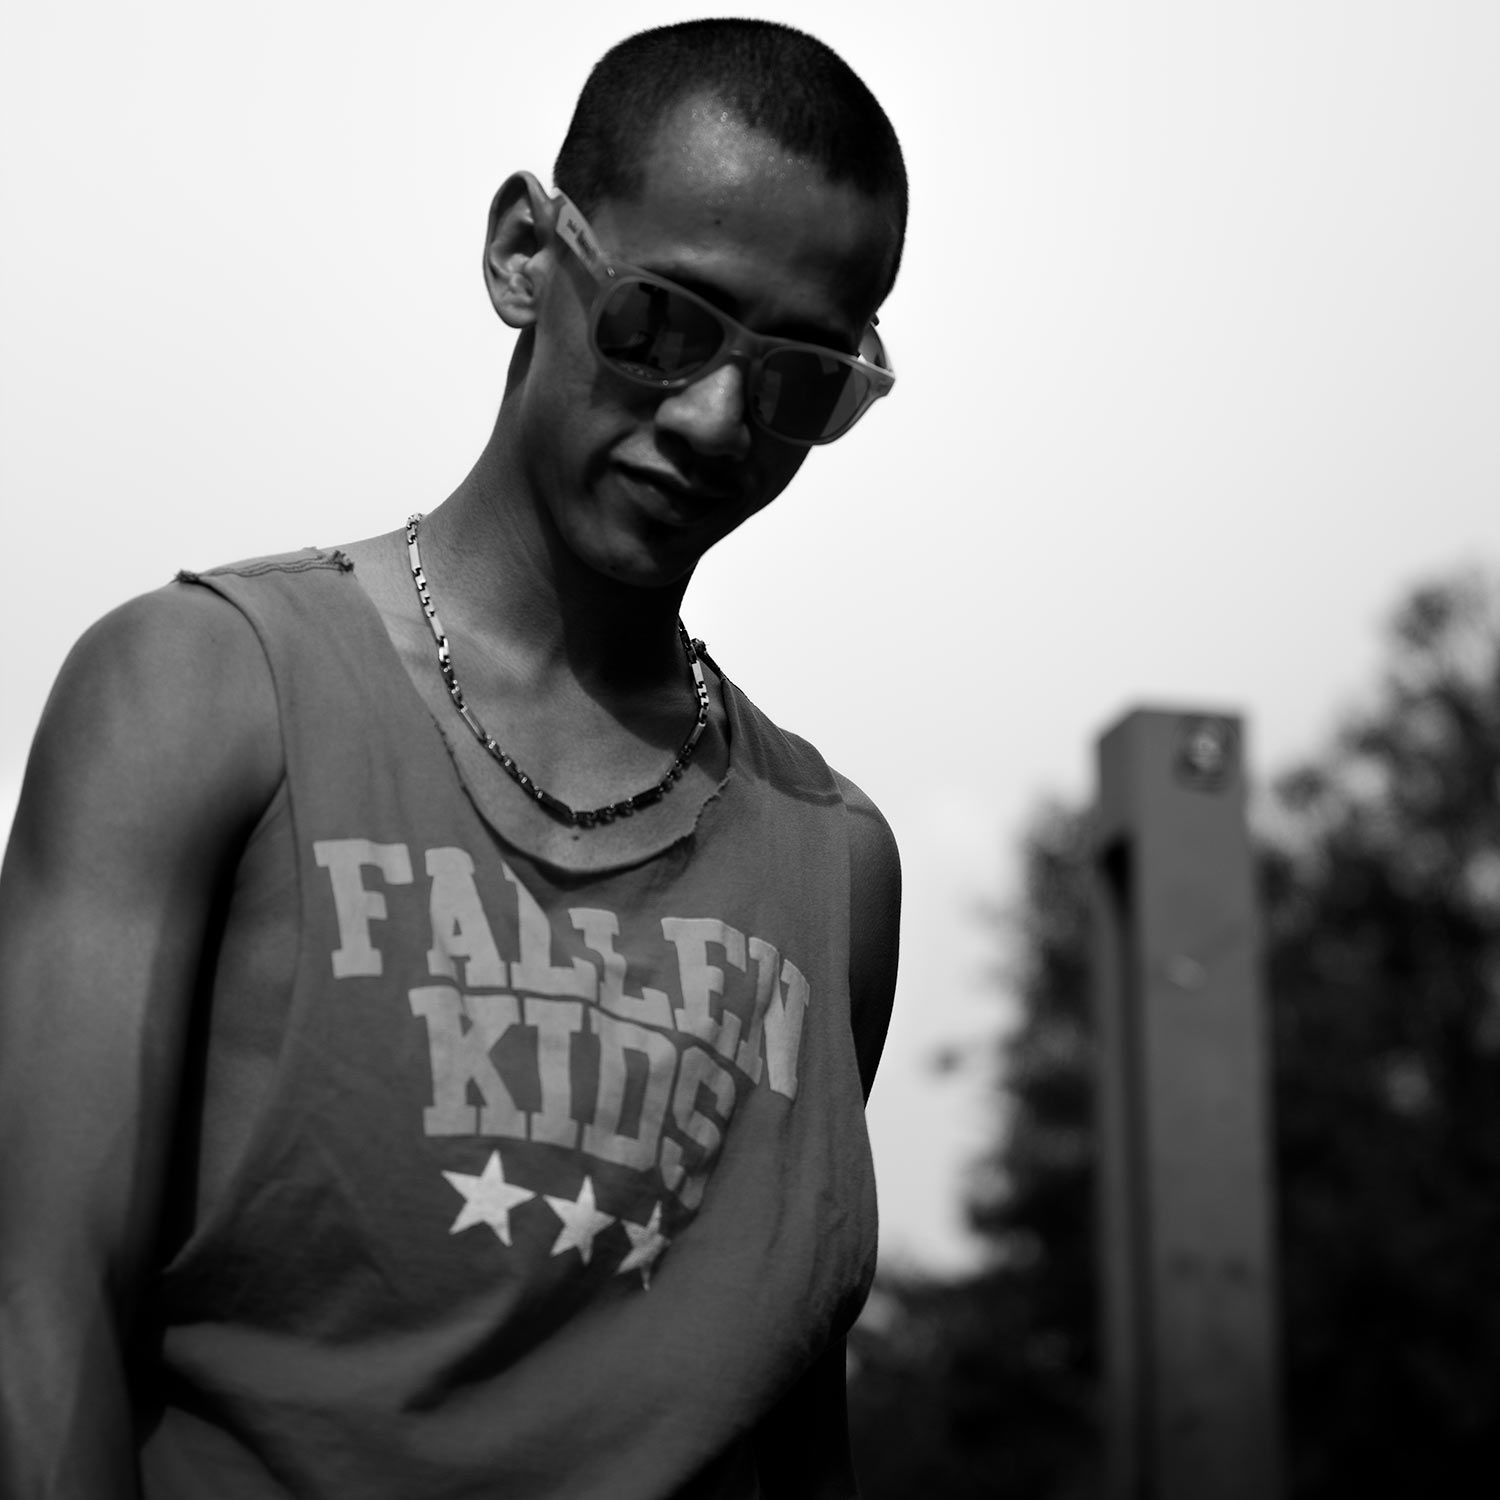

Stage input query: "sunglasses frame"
[{"left": 551, "top": 193, "right": 895, "bottom": 446}]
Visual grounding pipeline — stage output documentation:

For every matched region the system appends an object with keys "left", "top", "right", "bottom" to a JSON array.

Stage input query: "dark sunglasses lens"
[
  {"left": 595, "top": 281, "right": 726, "bottom": 382},
  {"left": 755, "top": 350, "right": 866, "bottom": 442}
]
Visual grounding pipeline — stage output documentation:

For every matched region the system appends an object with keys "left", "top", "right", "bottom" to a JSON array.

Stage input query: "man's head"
[
  {"left": 484, "top": 21, "right": 906, "bottom": 589},
  {"left": 554, "top": 19, "right": 907, "bottom": 304}
]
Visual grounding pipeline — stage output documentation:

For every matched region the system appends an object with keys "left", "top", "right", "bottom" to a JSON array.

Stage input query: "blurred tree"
[
  {"left": 848, "top": 571, "right": 1500, "bottom": 1499},
  {"left": 1264, "top": 572, "right": 1500, "bottom": 1496}
]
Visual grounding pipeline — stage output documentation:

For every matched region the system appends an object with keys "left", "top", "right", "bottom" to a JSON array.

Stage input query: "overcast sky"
[{"left": 3, "top": 1, "right": 1497, "bottom": 1272}]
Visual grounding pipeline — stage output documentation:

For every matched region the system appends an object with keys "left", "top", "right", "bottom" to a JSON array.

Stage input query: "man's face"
[{"left": 516, "top": 98, "right": 898, "bottom": 590}]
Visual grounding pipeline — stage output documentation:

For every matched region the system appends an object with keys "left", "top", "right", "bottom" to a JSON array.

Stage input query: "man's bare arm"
[{"left": 0, "top": 584, "right": 280, "bottom": 1498}]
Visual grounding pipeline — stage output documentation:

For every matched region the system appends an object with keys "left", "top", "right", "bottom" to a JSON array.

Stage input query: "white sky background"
[{"left": 2, "top": 1, "right": 1497, "bottom": 1274}]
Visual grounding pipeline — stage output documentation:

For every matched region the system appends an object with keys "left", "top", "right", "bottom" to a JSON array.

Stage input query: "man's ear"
[{"left": 483, "top": 171, "right": 558, "bottom": 328}]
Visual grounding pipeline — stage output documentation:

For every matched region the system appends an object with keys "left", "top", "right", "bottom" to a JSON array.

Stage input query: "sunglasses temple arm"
[{"left": 552, "top": 193, "right": 614, "bottom": 285}]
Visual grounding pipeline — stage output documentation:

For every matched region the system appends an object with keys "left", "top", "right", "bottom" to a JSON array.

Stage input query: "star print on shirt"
[
  {"left": 543, "top": 1175, "right": 617, "bottom": 1265},
  {"left": 616, "top": 1201, "right": 671, "bottom": 1289},
  {"left": 443, "top": 1151, "right": 537, "bottom": 1246}
]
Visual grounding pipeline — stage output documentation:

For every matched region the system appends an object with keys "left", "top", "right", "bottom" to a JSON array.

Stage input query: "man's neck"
[{"left": 412, "top": 422, "right": 693, "bottom": 700}]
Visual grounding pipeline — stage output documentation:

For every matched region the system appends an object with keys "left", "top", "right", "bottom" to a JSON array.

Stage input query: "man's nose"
[{"left": 654, "top": 362, "right": 752, "bottom": 459}]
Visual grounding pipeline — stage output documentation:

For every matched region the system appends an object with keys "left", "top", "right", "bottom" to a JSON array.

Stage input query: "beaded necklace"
[{"left": 405, "top": 513, "right": 711, "bottom": 829}]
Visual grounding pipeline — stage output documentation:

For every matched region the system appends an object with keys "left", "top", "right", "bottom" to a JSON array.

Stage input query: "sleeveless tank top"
[{"left": 138, "top": 550, "right": 877, "bottom": 1499}]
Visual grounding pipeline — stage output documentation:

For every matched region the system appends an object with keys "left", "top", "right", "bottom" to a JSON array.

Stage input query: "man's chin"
[
  {"left": 570, "top": 521, "right": 708, "bottom": 592},
  {"left": 576, "top": 472, "right": 744, "bottom": 585}
]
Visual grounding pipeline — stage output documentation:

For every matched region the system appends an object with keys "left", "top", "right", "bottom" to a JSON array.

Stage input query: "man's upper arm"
[
  {"left": 0, "top": 582, "right": 281, "bottom": 1495},
  {"left": 835, "top": 772, "right": 901, "bottom": 1100}
]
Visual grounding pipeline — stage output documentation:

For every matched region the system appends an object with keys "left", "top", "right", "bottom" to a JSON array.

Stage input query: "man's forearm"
[{"left": 0, "top": 1277, "right": 139, "bottom": 1500}]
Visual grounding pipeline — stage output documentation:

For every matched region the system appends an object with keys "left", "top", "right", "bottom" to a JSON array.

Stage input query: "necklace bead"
[{"left": 405, "top": 513, "right": 711, "bottom": 830}]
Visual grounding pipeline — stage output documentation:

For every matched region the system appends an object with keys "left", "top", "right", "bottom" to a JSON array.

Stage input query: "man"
[{"left": 0, "top": 19, "right": 904, "bottom": 1497}]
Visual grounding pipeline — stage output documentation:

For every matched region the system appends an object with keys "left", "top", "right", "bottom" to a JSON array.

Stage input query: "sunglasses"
[{"left": 552, "top": 194, "right": 895, "bottom": 446}]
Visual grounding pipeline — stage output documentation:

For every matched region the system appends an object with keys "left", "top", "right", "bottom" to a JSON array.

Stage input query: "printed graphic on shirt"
[{"left": 313, "top": 838, "right": 809, "bottom": 1286}]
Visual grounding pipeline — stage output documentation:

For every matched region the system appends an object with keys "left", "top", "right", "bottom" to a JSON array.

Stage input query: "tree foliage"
[{"left": 849, "top": 571, "right": 1500, "bottom": 1498}]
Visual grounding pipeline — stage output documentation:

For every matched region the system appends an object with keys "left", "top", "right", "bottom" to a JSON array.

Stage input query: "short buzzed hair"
[{"left": 554, "top": 19, "right": 907, "bottom": 295}]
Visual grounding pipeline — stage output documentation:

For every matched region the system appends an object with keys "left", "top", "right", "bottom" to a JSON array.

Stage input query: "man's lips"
[{"left": 613, "top": 463, "right": 737, "bottom": 517}]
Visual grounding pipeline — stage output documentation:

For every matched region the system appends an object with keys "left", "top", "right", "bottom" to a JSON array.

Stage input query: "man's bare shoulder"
[
  {"left": 832, "top": 772, "right": 901, "bottom": 955},
  {"left": 832, "top": 770, "right": 901, "bottom": 1098},
  {"left": 68, "top": 577, "right": 266, "bottom": 675},
  {"left": 58, "top": 580, "right": 278, "bottom": 754},
  {"left": 832, "top": 770, "right": 901, "bottom": 891},
  {"left": 16, "top": 582, "right": 283, "bottom": 873}
]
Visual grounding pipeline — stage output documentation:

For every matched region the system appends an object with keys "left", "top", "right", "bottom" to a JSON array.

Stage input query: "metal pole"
[{"left": 1091, "top": 709, "right": 1281, "bottom": 1500}]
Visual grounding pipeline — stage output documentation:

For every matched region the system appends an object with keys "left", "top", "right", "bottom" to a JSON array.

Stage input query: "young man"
[{"left": 0, "top": 19, "right": 904, "bottom": 1498}]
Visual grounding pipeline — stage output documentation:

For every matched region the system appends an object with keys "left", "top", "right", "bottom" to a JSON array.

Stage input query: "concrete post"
[{"left": 1091, "top": 709, "right": 1281, "bottom": 1500}]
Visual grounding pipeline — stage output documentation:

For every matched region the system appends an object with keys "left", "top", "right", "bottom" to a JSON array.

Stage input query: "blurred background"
[{"left": 3, "top": 2, "right": 1497, "bottom": 1494}]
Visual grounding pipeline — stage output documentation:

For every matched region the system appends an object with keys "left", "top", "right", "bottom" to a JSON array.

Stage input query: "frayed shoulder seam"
[{"left": 176, "top": 549, "right": 353, "bottom": 584}]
